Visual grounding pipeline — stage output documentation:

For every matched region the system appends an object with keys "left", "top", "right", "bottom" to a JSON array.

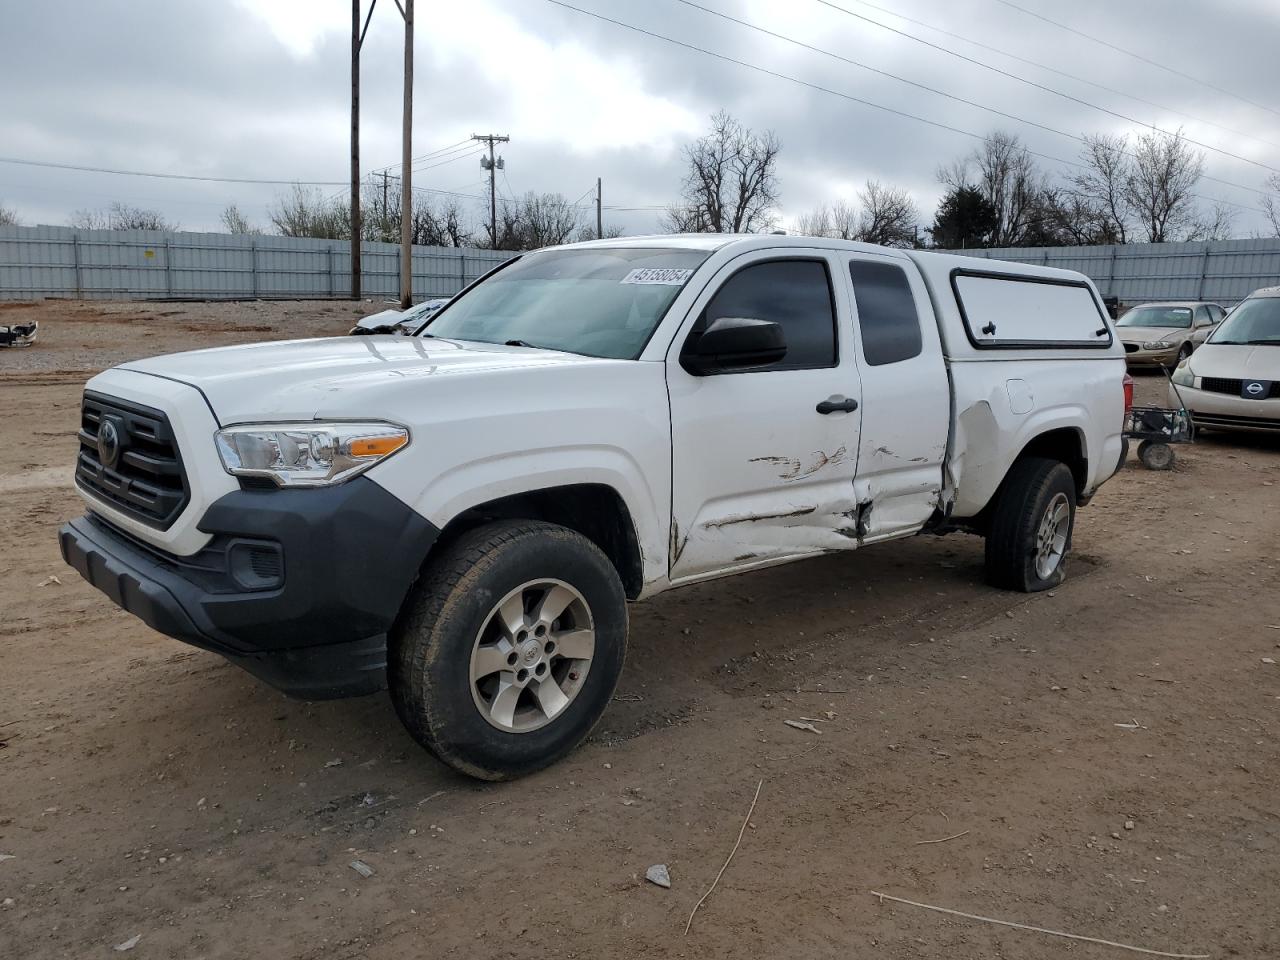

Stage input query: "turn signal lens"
[{"left": 348, "top": 434, "right": 408, "bottom": 458}]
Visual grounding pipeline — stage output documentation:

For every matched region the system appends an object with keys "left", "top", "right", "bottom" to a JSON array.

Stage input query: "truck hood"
[
  {"left": 1190, "top": 343, "right": 1280, "bottom": 380},
  {"left": 118, "top": 335, "right": 611, "bottom": 423}
]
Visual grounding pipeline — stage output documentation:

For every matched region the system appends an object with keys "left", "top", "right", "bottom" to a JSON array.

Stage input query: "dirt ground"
[{"left": 1, "top": 299, "right": 1278, "bottom": 959}]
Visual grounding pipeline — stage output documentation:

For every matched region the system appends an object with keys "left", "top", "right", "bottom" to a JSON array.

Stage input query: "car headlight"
[
  {"left": 1170, "top": 361, "right": 1195, "bottom": 387},
  {"left": 1142, "top": 340, "right": 1173, "bottom": 350},
  {"left": 215, "top": 422, "right": 409, "bottom": 487}
]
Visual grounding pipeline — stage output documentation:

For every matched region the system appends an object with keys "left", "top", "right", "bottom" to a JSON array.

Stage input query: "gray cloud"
[{"left": 3, "top": 0, "right": 1277, "bottom": 237}]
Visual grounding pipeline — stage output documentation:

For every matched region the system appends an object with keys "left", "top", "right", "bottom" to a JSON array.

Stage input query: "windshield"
[
  {"left": 1208, "top": 296, "right": 1280, "bottom": 345},
  {"left": 1117, "top": 306, "right": 1192, "bottom": 328},
  {"left": 422, "top": 247, "right": 711, "bottom": 359}
]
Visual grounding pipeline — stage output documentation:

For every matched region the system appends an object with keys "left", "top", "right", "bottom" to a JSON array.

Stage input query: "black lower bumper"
[{"left": 59, "top": 478, "right": 439, "bottom": 699}]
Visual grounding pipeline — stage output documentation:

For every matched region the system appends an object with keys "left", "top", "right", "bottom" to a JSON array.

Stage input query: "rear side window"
[
  {"left": 849, "top": 259, "right": 922, "bottom": 365},
  {"left": 952, "top": 271, "right": 1111, "bottom": 349},
  {"left": 697, "top": 259, "right": 836, "bottom": 371},
  {"left": 1208, "top": 304, "right": 1225, "bottom": 323},
  {"left": 1194, "top": 305, "right": 1211, "bottom": 326}
]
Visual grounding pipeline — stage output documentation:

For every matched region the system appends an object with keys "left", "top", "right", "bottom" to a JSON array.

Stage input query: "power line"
[
  {"left": 992, "top": 0, "right": 1280, "bottom": 121},
  {"left": 540, "top": 0, "right": 1267, "bottom": 216},
  {"left": 676, "top": 0, "right": 1276, "bottom": 200},
  {"left": 808, "top": 0, "right": 1280, "bottom": 178},
  {"left": 839, "top": 0, "right": 1280, "bottom": 152},
  {"left": 0, "top": 155, "right": 347, "bottom": 187}
]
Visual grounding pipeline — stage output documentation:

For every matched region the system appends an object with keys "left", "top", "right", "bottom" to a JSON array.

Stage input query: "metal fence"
[
  {"left": 0, "top": 225, "right": 516, "bottom": 301},
  {"left": 942, "top": 237, "right": 1280, "bottom": 306}
]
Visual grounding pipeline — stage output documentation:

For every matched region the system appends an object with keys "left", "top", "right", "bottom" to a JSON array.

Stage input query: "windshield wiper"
[{"left": 504, "top": 339, "right": 540, "bottom": 348}]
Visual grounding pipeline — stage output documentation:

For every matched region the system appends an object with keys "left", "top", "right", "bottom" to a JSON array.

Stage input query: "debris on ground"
[
  {"left": 349, "top": 859, "right": 375, "bottom": 878},
  {"left": 783, "top": 720, "right": 821, "bottom": 734},
  {"left": 645, "top": 864, "right": 671, "bottom": 888},
  {"left": 0, "top": 853, "right": 15, "bottom": 862},
  {"left": 113, "top": 935, "right": 141, "bottom": 952},
  {"left": 37, "top": 575, "right": 61, "bottom": 587}
]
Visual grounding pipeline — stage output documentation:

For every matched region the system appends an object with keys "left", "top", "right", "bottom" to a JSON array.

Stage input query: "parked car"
[
  {"left": 1169, "top": 285, "right": 1280, "bottom": 432},
  {"left": 1115, "top": 300, "right": 1225, "bottom": 367},
  {"left": 58, "top": 236, "right": 1128, "bottom": 779},
  {"left": 350, "top": 297, "right": 449, "bottom": 335}
]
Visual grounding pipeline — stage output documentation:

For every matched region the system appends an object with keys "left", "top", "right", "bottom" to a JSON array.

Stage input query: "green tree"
[{"left": 929, "top": 186, "right": 998, "bottom": 249}]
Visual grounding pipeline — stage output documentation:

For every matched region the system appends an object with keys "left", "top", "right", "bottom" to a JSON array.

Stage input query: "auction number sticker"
[{"left": 620, "top": 267, "right": 694, "bottom": 285}]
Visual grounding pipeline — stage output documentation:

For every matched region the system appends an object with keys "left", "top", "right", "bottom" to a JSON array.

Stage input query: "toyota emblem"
[
  {"left": 1245, "top": 381, "right": 1265, "bottom": 397},
  {"left": 98, "top": 419, "right": 121, "bottom": 468}
]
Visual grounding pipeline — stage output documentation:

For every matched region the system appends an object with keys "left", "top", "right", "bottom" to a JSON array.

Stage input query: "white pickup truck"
[{"left": 60, "top": 235, "right": 1128, "bottom": 779}]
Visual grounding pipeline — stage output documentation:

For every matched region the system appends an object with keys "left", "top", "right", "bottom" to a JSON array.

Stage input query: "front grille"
[
  {"left": 1200, "top": 376, "right": 1280, "bottom": 399},
  {"left": 76, "top": 392, "right": 189, "bottom": 528},
  {"left": 1192, "top": 412, "right": 1280, "bottom": 431}
]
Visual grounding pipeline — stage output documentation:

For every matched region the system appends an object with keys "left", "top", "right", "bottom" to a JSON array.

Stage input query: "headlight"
[
  {"left": 1142, "top": 340, "right": 1173, "bottom": 350},
  {"left": 1170, "top": 362, "right": 1195, "bottom": 387},
  {"left": 215, "top": 422, "right": 409, "bottom": 487}
]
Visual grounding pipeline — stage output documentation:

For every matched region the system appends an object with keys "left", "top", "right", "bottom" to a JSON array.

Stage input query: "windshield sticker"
[{"left": 620, "top": 267, "right": 694, "bottom": 285}]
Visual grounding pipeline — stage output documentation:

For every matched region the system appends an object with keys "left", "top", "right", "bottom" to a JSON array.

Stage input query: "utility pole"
[
  {"left": 472, "top": 133, "right": 509, "bottom": 249},
  {"left": 382, "top": 170, "right": 389, "bottom": 231},
  {"left": 397, "top": 0, "right": 414, "bottom": 309},
  {"left": 596, "top": 177, "right": 603, "bottom": 239},
  {"left": 350, "top": 0, "right": 378, "bottom": 300}
]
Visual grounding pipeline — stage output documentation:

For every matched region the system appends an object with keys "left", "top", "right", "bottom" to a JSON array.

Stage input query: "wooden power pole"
[
  {"left": 351, "top": 0, "right": 378, "bottom": 301},
  {"left": 472, "top": 133, "right": 510, "bottom": 249},
  {"left": 398, "top": 0, "right": 414, "bottom": 309}
]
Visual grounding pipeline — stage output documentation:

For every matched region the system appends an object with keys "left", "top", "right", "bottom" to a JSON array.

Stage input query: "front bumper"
[
  {"left": 59, "top": 477, "right": 439, "bottom": 698},
  {"left": 1170, "top": 384, "right": 1280, "bottom": 433}
]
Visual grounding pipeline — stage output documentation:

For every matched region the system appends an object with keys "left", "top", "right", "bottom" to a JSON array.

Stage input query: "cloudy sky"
[{"left": 4, "top": 0, "right": 1279, "bottom": 238}]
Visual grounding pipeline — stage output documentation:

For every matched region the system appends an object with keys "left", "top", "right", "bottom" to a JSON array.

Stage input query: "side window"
[
  {"left": 1194, "top": 305, "right": 1211, "bottom": 326},
  {"left": 1209, "top": 304, "right": 1225, "bottom": 323},
  {"left": 694, "top": 259, "right": 836, "bottom": 371},
  {"left": 849, "top": 259, "right": 923, "bottom": 365}
]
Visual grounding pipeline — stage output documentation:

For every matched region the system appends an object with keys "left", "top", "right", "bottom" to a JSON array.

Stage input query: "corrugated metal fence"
[
  {"left": 942, "top": 237, "right": 1280, "bottom": 306},
  {"left": 0, "top": 225, "right": 516, "bottom": 301},
  {"left": 5, "top": 225, "right": 1279, "bottom": 306}
]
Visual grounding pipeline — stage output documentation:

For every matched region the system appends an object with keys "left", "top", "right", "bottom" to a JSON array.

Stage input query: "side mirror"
[{"left": 681, "top": 316, "right": 787, "bottom": 376}]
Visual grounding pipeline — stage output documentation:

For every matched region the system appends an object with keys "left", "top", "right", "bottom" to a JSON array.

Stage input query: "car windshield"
[
  {"left": 421, "top": 247, "right": 711, "bottom": 359},
  {"left": 1116, "top": 306, "right": 1192, "bottom": 328},
  {"left": 1208, "top": 296, "right": 1280, "bottom": 345}
]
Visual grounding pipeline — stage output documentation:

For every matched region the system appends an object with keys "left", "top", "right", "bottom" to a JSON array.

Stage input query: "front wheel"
[
  {"left": 389, "top": 520, "right": 627, "bottom": 781},
  {"left": 984, "top": 457, "right": 1077, "bottom": 592}
]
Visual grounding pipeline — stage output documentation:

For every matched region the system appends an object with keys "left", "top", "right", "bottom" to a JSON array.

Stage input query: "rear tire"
[
  {"left": 389, "top": 520, "right": 627, "bottom": 781},
  {"left": 984, "top": 457, "right": 1077, "bottom": 593}
]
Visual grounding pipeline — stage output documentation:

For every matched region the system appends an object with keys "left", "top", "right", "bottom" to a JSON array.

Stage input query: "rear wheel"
[
  {"left": 984, "top": 457, "right": 1077, "bottom": 592},
  {"left": 390, "top": 520, "right": 627, "bottom": 780},
  {"left": 1137, "top": 439, "right": 1175, "bottom": 471}
]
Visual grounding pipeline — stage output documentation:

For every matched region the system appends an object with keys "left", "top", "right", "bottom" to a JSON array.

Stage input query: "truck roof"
[{"left": 560, "top": 233, "right": 1096, "bottom": 285}]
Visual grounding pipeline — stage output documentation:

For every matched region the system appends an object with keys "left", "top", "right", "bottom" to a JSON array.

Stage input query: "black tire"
[
  {"left": 984, "top": 457, "right": 1077, "bottom": 593},
  {"left": 1137, "top": 439, "right": 1175, "bottom": 471},
  {"left": 389, "top": 520, "right": 627, "bottom": 781}
]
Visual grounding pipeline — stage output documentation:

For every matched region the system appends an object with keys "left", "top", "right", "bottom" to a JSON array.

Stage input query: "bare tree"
[
  {"left": 268, "top": 185, "right": 347, "bottom": 239},
  {"left": 797, "top": 183, "right": 917, "bottom": 246},
  {"left": 856, "top": 180, "right": 918, "bottom": 247},
  {"left": 940, "top": 132, "right": 1042, "bottom": 247},
  {"left": 664, "top": 111, "right": 781, "bottom": 233},
  {"left": 491, "top": 192, "right": 583, "bottom": 250},
  {"left": 411, "top": 197, "right": 474, "bottom": 247},
  {"left": 220, "top": 204, "right": 261, "bottom": 235},
  {"left": 1124, "top": 129, "right": 1204, "bottom": 243},
  {"left": 573, "top": 223, "right": 626, "bottom": 243},
  {"left": 1068, "top": 133, "right": 1132, "bottom": 244},
  {"left": 70, "top": 202, "right": 178, "bottom": 231},
  {"left": 0, "top": 203, "right": 19, "bottom": 226},
  {"left": 795, "top": 200, "right": 858, "bottom": 240},
  {"left": 1261, "top": 173, "right": 1280, "bottom": 238},
  {"left": 1188, "top": 201, "right": 1237, "bottom": 241}
]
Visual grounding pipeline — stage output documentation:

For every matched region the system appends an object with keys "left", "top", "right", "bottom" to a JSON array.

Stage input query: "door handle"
[{"left": 816, "top": 395, "right": 858, "bottom": 415}]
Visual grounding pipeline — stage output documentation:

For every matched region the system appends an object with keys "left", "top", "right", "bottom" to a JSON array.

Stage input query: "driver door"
[{"left": 666, "top": 250, "right": 862, "bottom": 583}]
